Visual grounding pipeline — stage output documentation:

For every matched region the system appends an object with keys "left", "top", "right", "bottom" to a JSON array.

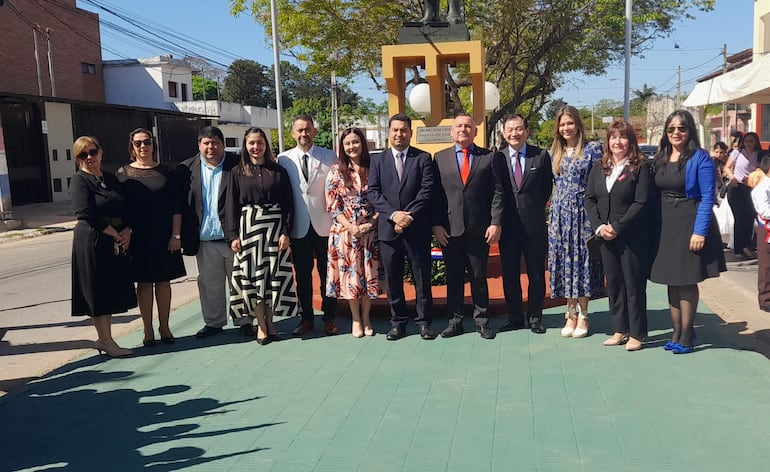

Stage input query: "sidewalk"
[{"left": 2, "top": 202, "right": 770, "bottom": 471}]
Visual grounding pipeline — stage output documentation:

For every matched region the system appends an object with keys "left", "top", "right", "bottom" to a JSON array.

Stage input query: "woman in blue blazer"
[{"left": 649, "top": 110, "right": 726, "bottom": 354}]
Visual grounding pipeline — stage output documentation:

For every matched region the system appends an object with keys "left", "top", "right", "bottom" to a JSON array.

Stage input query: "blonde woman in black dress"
[{"left": 70, "top": 136, "right": 137, "bottom": 357}]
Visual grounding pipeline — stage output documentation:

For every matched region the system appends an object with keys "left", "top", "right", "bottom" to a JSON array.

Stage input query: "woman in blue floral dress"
[{"left": 548, "top": 106, "right": 604, "bottom": 338}]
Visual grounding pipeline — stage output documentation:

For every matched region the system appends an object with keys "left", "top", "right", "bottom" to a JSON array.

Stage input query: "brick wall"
[{"left": 0, "top": 0, "right": 105, "bottom": 102}]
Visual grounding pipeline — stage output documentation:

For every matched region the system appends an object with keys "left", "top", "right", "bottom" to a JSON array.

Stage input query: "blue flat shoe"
[
  {"left": 663, "top": 340, "right": 676, "bottom": 350},
  {"left": 671, "top": 343, "right": 694, "bottom": 354}
]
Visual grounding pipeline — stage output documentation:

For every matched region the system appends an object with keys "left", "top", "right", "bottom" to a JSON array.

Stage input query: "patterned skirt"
[{"left": 230, "top": 204, "right": 299, "bottom": 319}]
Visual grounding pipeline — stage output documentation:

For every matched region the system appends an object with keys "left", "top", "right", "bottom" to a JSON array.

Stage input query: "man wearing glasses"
[{"left": 176, "top": 126, "right": 254, "bottom": 339}]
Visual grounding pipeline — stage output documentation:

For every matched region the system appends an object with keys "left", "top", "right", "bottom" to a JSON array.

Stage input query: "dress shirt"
[
  {"left": 751, "top": 175, "right": 770, "bottom": 219},
  {"left": 605, "top": 158, "right": 628, "bottom": 192},
  {"left": 731, "top": 149, "right": 759, "bottom": 183},
  {"left": 455, "top": 144, "right": 475, "bottom": 172},
  {"left": 199, "top": 156, "right": 225, "bottom": 241},
  {"left": 509, "top": 144, "right": 527, "bottom": 177}
]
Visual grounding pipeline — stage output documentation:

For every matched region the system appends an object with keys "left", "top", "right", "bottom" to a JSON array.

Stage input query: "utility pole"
[
  {"left": 32, "top": 25, "right": 43, "bottom": 95},
  {"left": 269, "top": 0, "right": 284, "bottom": 153},
  {"left": 721, "top": 44, "right": 728, "bottom": 140},
  {"left": 330, "top": 70, "right": 339, "bottom": 151},
  {"left": 623, "top": 0, "right": 632, "bottom": 121},
  {"left": 676, "top": 66, "right": 681, "bottom": 109},
  {"left": 45, "top": 28, "right": 56, "bottom": 97}
]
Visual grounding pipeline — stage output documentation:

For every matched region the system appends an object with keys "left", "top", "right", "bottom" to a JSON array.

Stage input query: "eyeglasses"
[
  {"left": 76, "top": 148, "right": 99, "bottom": 160},
  {"left": 132, "top": 139, "right": 153, "bottom": 147},
  {"left": 666, "top": 125, "right": 689, "bottom": 134}
]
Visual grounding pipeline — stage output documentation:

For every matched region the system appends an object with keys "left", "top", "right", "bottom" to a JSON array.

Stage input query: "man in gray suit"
[{"left": 432, "top": 114, "right": 504, "bottom": 339}]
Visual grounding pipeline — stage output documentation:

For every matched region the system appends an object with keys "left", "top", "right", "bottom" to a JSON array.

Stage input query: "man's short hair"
[
  {"left": 501, "top": 113, "right": 529, "bottom": 129},
  {"left": 389, "top": 113, "right": 412, "bottom": 129},
  {"left": 198, "top": 126, "right": 224, "bottom": 142},
  {"left": 292, "top": 115, "right": 315, "bottom": 127}
]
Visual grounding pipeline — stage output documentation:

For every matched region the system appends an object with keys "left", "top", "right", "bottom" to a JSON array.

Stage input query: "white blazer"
[{"left": 278, "top": 145, "right": 337, "bottom": 238}]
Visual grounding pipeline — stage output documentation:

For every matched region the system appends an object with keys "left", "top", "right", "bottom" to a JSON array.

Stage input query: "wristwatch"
[{"left": 172, "top": 234, "right": 181, "bottom": 240}]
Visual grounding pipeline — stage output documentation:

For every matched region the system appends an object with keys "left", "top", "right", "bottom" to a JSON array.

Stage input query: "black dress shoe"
[
  {"left": 529, "top": 318, "right": 546, "bottom": 334},
  {"left": 498, "top": 319, "right": 526, "bottom": 332},
  {"left": 195, "top": 325, "right": 223, "bottom": 339},
  {"left": 477, "top": 323, "right": 496, "bottom": 339},
  {"left": 142, "top": 339, "right": 155, "bottom": 347},
  {"left": 419, "top": 325, "right": 437, "bottom": 340},
  {"left": 441, "top": 320, "right": 465, "bottom": 338},
  {"left": 386, "top": 325, "right": 405, "bottom": 341},
  {"left": 292, "top": 320, "right": 314, "bottom": 336},
  {"left": 239, "top": 324, "right": 256, "bottom": 337},
  {"left": 160, "top": 336, "right": 175, "bottom": 345}
]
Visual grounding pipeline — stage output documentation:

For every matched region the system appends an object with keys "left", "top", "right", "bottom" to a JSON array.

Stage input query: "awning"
[{"left": 683, "top": 53, "right": 770, "bottom": 106}]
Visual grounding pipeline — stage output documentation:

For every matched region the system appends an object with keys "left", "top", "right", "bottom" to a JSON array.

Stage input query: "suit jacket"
[
  {"left": 368, "top": 146, "right": 434, "bottom": 242},
  {"left": 175, "top": 152, "right": 239, "bottom": 255},
  {"left": 584, "top": 160, "right": 652, "bottom": 244},
  {"left": 278, "top": 145, "right": 337, "bottom": 238},
  {"left": 432, "top": 145, "right": 504, "bottom": 237},
  {"left": 495, "top": 144, "right": 554, "bottom": 239}
]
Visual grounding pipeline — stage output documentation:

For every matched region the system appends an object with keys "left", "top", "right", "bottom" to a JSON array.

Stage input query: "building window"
[
  {"left": 53, "top": 178, "right": 62, "bottom": 193},
  {"left": 168, "top": 81, "right": 178, "bottom": 98},
  {"left": 181, "top": 83, "right": 188, "bottom": 101},
  {"left": 81, "top": 62, "right": 97, "bottom": 74},
  {"left": 52, "top": 149, "right": 58, "bottom": 161},
  {"left": 225, "top": 137, "right": 238, "bottom": 148},
  {"left": 66, "top": 149, "right": 71, "bottom": 160}
]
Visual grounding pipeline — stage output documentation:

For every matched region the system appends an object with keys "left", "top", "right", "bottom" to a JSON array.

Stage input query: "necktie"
[
  {"left": 301, "top": 153, "right": 309, "bottom": 181},
  {"left": 460, "top": 148, "right": 470, "bottom": 184},
  {"left": 395, "top": 152, "right": 404, "bottom": 181},
  {"left": 514, "top": 152, "right": 523, "bottom": 188}
]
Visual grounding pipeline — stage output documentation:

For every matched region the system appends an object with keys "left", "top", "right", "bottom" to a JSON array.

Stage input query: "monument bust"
[{"left": 422, "top": 0, "right": 464, "bottom": 24}]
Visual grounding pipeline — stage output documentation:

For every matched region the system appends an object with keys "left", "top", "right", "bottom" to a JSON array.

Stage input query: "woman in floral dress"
[
  {"left": 548, "top": 106, "right": 605, "bottom": 338},
  {"left": 326, "top": 127, "right": 381, "bottom": 337}
]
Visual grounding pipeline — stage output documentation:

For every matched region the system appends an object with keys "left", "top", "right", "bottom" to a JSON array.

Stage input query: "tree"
[
  {"left": 229, "top": 0, "right": 714, "bottom": 142},
  {"left": 271, "top": 61, "right": 361, "bottom": 109},
  {"left": 221, "top": 59, "right": 272, "bottom": 106},
  {"left": 545, "top": 98, "right": 567, "bottom": 120},
  {"left": 631, "top": 83, "right": 656, "bottom": 115},
  {"left": 192, "top": 75, "right": 219, "bottom": 100},
  {"left": 284, "top": 95, "right": 380, "bottom": 149}
]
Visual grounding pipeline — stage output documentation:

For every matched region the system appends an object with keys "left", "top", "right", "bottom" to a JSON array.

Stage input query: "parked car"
[{"left": 640, "top": 144, "right": 658, "bottom": 159}]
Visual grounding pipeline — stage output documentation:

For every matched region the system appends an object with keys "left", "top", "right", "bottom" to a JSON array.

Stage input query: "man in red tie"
[{"left": 432, "top": 114, "right": 504, "bottom": 339}]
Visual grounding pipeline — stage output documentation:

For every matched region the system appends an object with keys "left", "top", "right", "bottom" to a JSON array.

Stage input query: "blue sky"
[{"left": 78, "top": 0, "right": 753, "bottom": 110}]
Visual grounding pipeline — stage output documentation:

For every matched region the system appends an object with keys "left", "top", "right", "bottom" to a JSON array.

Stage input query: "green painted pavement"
[{"left": 3, "top": 282, "right": 770, "bottom": 471}]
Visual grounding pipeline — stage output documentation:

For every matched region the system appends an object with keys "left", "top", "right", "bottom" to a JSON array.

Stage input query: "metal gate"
[{"left": 0, "top": 102, "right": 48, "bottom": 204}]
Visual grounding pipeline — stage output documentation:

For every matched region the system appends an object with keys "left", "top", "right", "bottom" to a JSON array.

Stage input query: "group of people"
[{"left": 70, "top": 107, "right": 727, "bottom": 357}]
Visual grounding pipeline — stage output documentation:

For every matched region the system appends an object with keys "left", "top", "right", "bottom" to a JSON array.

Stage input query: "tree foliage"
[
  {"left": 221, "top": 59, "right": 273, "bottom": 106},
  {"left": 230, "top": 0, "right": 714, "bottom": 141},
  {"left": 192, "top": 75, "right": 219, "bottom": 100}
]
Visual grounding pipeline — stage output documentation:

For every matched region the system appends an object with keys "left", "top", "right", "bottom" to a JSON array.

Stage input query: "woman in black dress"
[
  {"left": 585, "top": 121, "right": 652, "bottom": 351},
  {"left": 226, "top": 127, "right": 299, "bottom": 344},
  {"left": 71, "top": 136, "right": 137, "bottom": 357},
  {"left": 117, "top": 128, "right": 186, "bottom": 347},
  {"left": 650, "top": 110, "right": 725, "bottom": 354}
]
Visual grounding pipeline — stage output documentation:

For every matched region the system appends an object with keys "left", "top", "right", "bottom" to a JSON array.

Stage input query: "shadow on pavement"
[{"left": 0, "top": 356, "right": 278, "bottom": 471}]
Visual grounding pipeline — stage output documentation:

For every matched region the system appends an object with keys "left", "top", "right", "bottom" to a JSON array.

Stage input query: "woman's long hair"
[
  {"left": 550, "top": 105, "right": 586, "bottom": 175},
  {"left": 238, "top": 127, "right": 274, "bottom": 176},
  {"left": 127, "top": 128, "right": 157, "bottom": 162},
  {"left": 338, "top": 127, "right": 370, "bottom": 189},
  {"left": 601, "top": 121, "right": 643, "bottom": 175},
  {"left": 738, "top": 132, "right": 760, "bottom": 152},
  {"left": 654, "top": 109, "right": 701, "bottom": 171}
]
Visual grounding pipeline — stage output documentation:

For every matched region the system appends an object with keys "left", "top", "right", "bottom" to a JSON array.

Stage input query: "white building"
[
  {"left": 103, "top": 55, "right": 193, "bottom": 110},
  {"left": 175, "top": 100, "right": 279, "bottom": 150}
]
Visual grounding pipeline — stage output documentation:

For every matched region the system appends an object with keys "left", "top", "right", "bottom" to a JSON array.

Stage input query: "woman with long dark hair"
[
  {"left": 226, "top": 127, "right": 299, "bottom": 344},
  {"left": 585, "top": 121, "right": 652, "bottom": 351},
  {"left": 650, "top": 110, "right": 725, "bottom": 354},
  {"left": 724, "top": 131, "right": 763, "bottom": 260},
  {"left": 326, "top": 127, "right": 381, "bottom": 337},
  {"left": 116, "top": 128, "right": 186, "bottom": 347}
]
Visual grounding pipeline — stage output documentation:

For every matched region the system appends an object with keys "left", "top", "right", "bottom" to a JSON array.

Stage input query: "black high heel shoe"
[
  {"left": 160, "top": 336, "right": 175, "bottom": 345},
  {"left": 143, "top": 339, "right": 155, "bottom": 347}
]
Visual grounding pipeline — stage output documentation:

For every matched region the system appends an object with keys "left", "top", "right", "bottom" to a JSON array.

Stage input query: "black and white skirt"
[{"left": 230, "top": 204, "right": 299, "bottom": 319}]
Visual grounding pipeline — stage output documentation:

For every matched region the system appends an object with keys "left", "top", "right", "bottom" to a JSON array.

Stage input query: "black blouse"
[
  {"left": 225, "top": 161, "right": 293, "bottom": 240},
  {"left": 70, "top": 171, "right": 128, "bottom": 232}
]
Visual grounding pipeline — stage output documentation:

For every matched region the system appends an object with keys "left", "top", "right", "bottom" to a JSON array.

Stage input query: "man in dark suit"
[
  {"left": 432, "top": 114, "right": 503, "bottom": 339},
  {"left": 368, "top": 114, "right": 436, "bottom": 341},
  {"left": 495, "top": 114, "right": 554, "bottom": 334},
  {"left": 176, "top": 126, "right": 253, "bottom": 339}
]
